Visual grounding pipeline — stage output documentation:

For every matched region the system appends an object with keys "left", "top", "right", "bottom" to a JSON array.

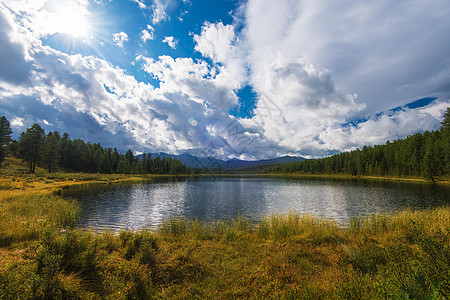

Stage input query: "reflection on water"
[{"left": 67, "top": 176, "right": 450, "bottom": 231}]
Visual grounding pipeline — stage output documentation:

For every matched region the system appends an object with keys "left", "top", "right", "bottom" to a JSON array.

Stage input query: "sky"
[{"left": 0, "top": 0, "right": 449, "bottom": 159}]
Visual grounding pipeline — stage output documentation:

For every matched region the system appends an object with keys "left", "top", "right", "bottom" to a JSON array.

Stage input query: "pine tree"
[
  {"left": 19, "top": 123, "right": 46, "bottom": 173},
  {"left": 44, "top": 131, "right": 61, "bottom": 173},
  {"left": 0, "top": 116, "right": 12, "bottom": 165}
]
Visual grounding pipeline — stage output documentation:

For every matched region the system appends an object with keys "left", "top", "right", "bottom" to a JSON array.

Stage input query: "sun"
[{"left": 48, "top": 6, "right": 90, "bottom": 38}]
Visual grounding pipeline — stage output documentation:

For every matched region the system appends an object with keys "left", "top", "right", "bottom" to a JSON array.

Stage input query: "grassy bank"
[
  {"left": 1, "top": 157, "right": 449, "bottom": 298},
  {"left": 0, "top": 156, "right": 180, "bottom": 246},
  {"left": 0, "top": 157, "right": 178, "bottom": 197},
  {"left": 247, "top": 172, "right": 450, "bottom": 185},
  {"left": 0, "top": 208, "right": 449, "bottom": 299}
]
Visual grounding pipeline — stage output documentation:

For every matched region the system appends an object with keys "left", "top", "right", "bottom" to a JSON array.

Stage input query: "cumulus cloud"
[
  {"left": 137, "top": 55, "right": 238, "bottom": 111},
  {"left": 112, "top": 32, "right": 129, "bottom": 48},
  {"left": 242, "top": 56, "right": 366, "bottom": 156},
  {"left": 162, "top": 36, "right": 178, "bottom": 49},
  {"left": 140, "top": 25, "right": 154, "bottom": 42},
  {"left": 194, "top": 22, "right": 247, "bottom": 90}
]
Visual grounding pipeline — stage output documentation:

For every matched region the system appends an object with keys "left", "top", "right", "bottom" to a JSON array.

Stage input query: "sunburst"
[{"left": 48, "top": 5, "right": 90, "bottom": 38}]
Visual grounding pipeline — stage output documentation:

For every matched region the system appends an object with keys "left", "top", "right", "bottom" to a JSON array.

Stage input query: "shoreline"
[{"left": 214, "top": 172, "right": 450, "bottom": 185}]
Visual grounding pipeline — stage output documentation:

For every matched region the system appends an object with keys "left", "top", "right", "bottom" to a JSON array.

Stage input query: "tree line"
[
  {"left": 1, "top": 107, "right": 449, "bottom": 179},
  {"left": 237, "top": 108, "right": 450, "bottom": 181},
  {"left": 0, "top": 120, "right": 191, "bottom": 175}
]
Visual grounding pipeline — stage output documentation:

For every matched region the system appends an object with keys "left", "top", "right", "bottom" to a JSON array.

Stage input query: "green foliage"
[
  {"left": 18, "top": 123, "right": 46, "bottom": 173},
  {"left": 116, "top": 157, "right": 131, "bottom": 174},
  {"left": 442, "top": 108, "right": 450, "bottom": 174},
  {"left": 0, "top": 116, "right": 12, "bottom": 165},
  {"left": 125, "top": 149, "right": 134, "bottom": 166},
  {"left": 98, "top": 152, "right": 112, "bottom": 173},
  {"left": 12, "top": 122, "right": 190, "bottom": 175},
  {"left": 44, "top": 131, "right": 61, "bottom": 173},
  {"left": 20, "top": 229, "right": 155, "bottom": 299}
]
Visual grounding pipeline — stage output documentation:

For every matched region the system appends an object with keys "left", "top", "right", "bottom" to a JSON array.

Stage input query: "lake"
[{"left": 69, "top": 176, "right": 450, "bottom": 231}]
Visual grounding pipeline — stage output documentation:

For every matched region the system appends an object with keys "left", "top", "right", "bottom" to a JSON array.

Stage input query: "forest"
[
  {"left": 236, "top": 108, "right": 450, "bottom": 181},
  {"left": 0, "top": 119, "right": 191, "bottom": 175}
]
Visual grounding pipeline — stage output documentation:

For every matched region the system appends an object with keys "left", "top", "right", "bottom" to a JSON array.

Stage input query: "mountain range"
[{"left": 140, "top": 152, "right": 305, "bottom": 169}]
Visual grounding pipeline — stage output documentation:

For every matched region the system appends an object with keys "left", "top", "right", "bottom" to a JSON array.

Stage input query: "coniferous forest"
[
  {"left": 238, "top": 108, "right": 450, "bottom": 181},
  {"left": 0, "top": 119, "right": 190, "bottom": 175}
]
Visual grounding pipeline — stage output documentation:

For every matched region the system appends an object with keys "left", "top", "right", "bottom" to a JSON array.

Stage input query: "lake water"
[{"left": 69, "top": 176, "right": 450, "bottom": 231}]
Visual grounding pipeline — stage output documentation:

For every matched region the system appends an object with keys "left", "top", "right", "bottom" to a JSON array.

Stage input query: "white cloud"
[
  {"left": 10, "top": 117, "right": 24, "bottom": 127},
  {"left": 151, "top": 0, "right": 169, "bottom": 24},
  {"left": 320, "top": 101, "right": 449, "bottom": 152},
  {"left": 0, "top": 4, "right": 33, "bottom": 86},
  {"left": 141, "top": 25, "right": 154, "bottom": 42},
  {"left": 43, "top": 119, "right": 53, "bottom": 126},
  {"left": 162, "top": 36, "right": 178, "bottom": 49},
  {"left": 137, "top": 54, "right": 238, "bottom": 110},
  {"left": 112, "top": 32, "right": 129, "bottom": 48},
  {"left": 244, "top": 56, "right": 366, "bottom": 156},
  {"left": 133, "top": 0, "right": 146, "bottom": 9},
  {"left": 5, "top": 0, "right": 90, "bottom": 38},
  {"left": 194, "top": 22, "right": 247, "bottom": 90}
]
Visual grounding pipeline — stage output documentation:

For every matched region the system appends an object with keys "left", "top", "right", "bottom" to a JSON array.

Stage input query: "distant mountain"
[
  {"left": 225, "top": 156, "right": 305, "bottom": 169},
  {"left": 139, "top": 152, "right": 305, "bottom": 169}
]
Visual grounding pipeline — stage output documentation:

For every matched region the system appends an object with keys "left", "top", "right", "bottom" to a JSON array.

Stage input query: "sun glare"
[{"left": 49, "top": 7, "right": 90, "bottom": 37}]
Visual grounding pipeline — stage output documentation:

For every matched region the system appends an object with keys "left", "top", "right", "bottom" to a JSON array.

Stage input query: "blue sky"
[{"left": 0, "top": 0, "right": 449, "bottom": 159}]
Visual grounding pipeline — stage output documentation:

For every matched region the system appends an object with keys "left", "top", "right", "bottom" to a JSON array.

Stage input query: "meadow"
[{"left": 0, "top": 157, "right": 449, "bottom": 299}]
